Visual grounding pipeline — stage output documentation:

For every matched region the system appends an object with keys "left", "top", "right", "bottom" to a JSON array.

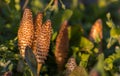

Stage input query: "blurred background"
[{"left": 0, "top": 0, "right": 120, "bottom": 76}]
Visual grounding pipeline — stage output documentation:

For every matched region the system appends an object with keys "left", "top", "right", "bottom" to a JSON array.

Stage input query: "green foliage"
[
  {"left": 79, "top": 53, "right": 90, "bottom": 67},
  {"left": 104, "top": 46, "right": 120, "bottom": 70},
  {"left": 94, "top": 54, "right": 107, "bottom": 76},
  {"left": 0, "top": 0, "right": 120, "bottom": 76},
  {"left": 79, "top": 36, "right": 94, "bottom": 53},
  {"left": 106, "top": 13, "right": 115, "bottom": 28},
  {"left": 106, "top": 13, "right": 120, "bottom": 49},
  {"left": 61, "top": 9, "right": 73, "bottom": 22},
  {"left": 106, "top": 13, "right": 120, "bottom": 39}
]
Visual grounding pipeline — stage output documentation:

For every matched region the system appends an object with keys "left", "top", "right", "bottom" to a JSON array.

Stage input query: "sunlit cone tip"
[
  {"left": 37, "top": 12, "right": 43, "bottom": 15},
  {"left": 95, "top": 19, "right": 102, "bottom": 31},
  {"left": 62, "top": 20, "right": 68, "bottom": 26},
  {"left": 24, "top": 8, "right": 31, "bottom": 12},
  {"left": 42, "top": 20, "right": 52, "bottom": 34},
  {"left": 60, "top": 20, "right": 68, "bottom": 30},
  {"left": 35, "top": 12, "right": 43, "bottom": 23},
  {"left": 22, "top": 8, "right": 32, "bottom": 20},
  {"left": 89, "top": 19, "right": 103, "bottom": 53},
  {"left": 96, "top": 19, "right": 102, "bottom": 23},
  {"left": 45, "top": 19, "right": 52, "bottom": 26},
  {"left": 89, "top": 18, "right": 103, "bottom": 41}
]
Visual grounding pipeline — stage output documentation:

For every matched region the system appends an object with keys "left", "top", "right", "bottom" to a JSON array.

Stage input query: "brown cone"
[
  {"left": 33, "top": 13, "right": 52, "bottom": 75},
  {"left": 55, "top": 21, "right": 69, "bottom": 71},
  {"left": 36, "top": 20, "right": 52, "bottom": 63},
  {"left": 33, "top": 12, "right": 43, "bottom": 55},
  {"left": 65, "top": 57, "right": 77, "bottom": 76},
  {"left": 89, "top": 19, "right": 103, "bottom": 53},
  {"left": 89, "top": 19, "right": 103, "bottom": 41},
  {"left": 18, "top": 8, "right": 34, "bottom": 58}
]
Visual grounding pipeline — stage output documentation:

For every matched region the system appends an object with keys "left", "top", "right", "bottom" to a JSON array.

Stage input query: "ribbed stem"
[{"left": 37, "top": 63, "right": 42, "bottom": 76}]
